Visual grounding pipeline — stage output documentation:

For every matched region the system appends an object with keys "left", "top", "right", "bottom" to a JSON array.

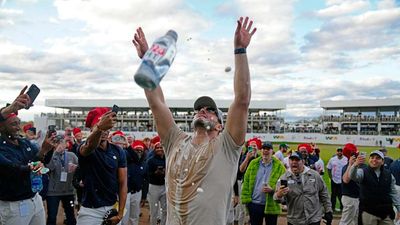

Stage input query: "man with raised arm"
[
  {"left": 77, "top": 107, "right": 127, "bottom": 225},
  {"left": 132, "top": 16, "right": 256, "bottom": 225},
  {"left": 0, "top": 86, "right": 55, "bottom": 225}
]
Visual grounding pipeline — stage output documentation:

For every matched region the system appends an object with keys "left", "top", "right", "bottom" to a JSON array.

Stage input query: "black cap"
[
  {"left": 194, "top": 96, "right": 223, "bottom": 126},
  {"left": 289, "top": 151, "right": 303, "bottom": 160},
  {"left": 262, "top": 142, "right": 273, "bottom": 150},
  {"left": 194, "top": 96, "right": 217, "bottom": 111}
]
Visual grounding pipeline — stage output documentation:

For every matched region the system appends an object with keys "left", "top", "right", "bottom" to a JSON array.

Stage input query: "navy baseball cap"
[{"left": 289, "top": 151, "right": 303, "bottom": 160}]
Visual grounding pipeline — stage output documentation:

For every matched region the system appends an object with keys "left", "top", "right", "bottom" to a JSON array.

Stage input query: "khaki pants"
[
  {"left": 362, "top": 211, "right": 394, "bottom": 225},
  {"left": 339, "top": 195, "right": 359, "bottom": 225}
]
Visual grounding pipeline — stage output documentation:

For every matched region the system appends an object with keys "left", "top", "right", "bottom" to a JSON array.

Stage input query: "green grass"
[{"left": 276, "top": 143, "right": 399, "bottom": 209}]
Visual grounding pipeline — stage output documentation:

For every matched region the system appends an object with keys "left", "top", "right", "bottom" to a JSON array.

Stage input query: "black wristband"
[{"left": 234, "top": 48, "right": 246, "bottom": 54}]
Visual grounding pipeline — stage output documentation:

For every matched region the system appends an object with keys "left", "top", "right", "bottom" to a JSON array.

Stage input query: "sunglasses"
[
  {"left": 194, "top": 107, "right": 216, "bottom": 114},
  {"left": 111, "top": 135, "right": 125, "bottom": 143}
]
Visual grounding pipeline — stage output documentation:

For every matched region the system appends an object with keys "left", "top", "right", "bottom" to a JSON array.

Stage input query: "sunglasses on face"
[
  {"left": 111, "top": 135, "right": 125, "bottom": 143},
  {"left": 194, "top": 107, "right": 216, "bottom": 114}
]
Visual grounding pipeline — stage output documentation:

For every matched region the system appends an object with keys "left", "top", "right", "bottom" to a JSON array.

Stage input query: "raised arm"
[
  {"left": 79, "top": 111, "right": 116, "bottom": 157},
  {"left": 342, "top": 156, "right": 356, "bottom": 183},
  {"left": 132, "top": 27, "right": 175, "bottom": 140},
  {"left": 225, "top": 17, "right": 257, "bottom": 145},
  {"left": 0, "top": 86, "right": 30, "bottom": 121}
]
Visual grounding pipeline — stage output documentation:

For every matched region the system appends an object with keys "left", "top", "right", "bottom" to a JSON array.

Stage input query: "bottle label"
[
  {"left": 31, "top": 174, "right": 43, "bottom": 192},
  {"left": 144, "top": 43, "right": 167, "bottom": 62}
]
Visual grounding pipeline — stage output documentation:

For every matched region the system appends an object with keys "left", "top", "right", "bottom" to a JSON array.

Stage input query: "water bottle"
[
  {"left": 30, "top": 162, "right": 43, "bottom": 193},
  {"left": 134, "top": 30, "right": 178, "bottom": 90}
]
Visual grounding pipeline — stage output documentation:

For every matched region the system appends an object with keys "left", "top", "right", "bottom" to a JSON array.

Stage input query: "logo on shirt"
[
  {"left": 113, "top": 155, "right": 117, "bottom": 160},
  {"left": 27, "top": 147, "right": 31, "bottom": 152}
]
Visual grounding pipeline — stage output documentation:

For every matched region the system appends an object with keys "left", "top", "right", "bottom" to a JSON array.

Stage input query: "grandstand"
[
  {"left": 33, "top": 98, "right": 400, "bottom": 147},
  {"left": 38, "top": 98, "right": 286, "bottom": 133},
  {"left": 321, "top": 98, "right": 400, "bottom": 136}
]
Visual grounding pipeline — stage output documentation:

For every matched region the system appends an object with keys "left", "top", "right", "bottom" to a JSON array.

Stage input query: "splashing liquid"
[{"left": 166, "top": 132, "right": 217, "bottom": 224}]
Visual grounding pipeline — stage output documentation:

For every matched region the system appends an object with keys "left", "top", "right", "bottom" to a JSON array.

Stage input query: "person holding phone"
[
  {"left": 274, "top": 151, "right": 333, "bottom": 225},
  {"left": 340, "top": 143, "right": 365, "bottom": 225},
  {"left": 0, "top": 87, "right": 56, "bottom": 225},
  {"left": 45, "top": 134, "right": 78, "bottom": 225},
  {"left": 239, "top": 138, "right": 261, "bottom": 175},
  {"left": 145, "top": 141, "right": 166, "bottom": 225},
  {"left": 0, "top": 86, "right": 31, "bottom": 121},
  {"left": 350, "top": 150, "right": 400, "bottom": 225},
  {"left": 241, "top": 142, "right": 286, "bottom": 225},
  {"left": 77, "top": 107, "right": 127, "bottom": 225}
]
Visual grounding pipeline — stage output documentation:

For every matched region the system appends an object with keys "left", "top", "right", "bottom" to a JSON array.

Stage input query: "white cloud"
[
  {"left": 1, "top": 0, "right": 400, "bottom": 122},
  {"left": 314, "top": 0, "right": 369, "bottom": 18},
  {"left": 302, "top": 4, "right": 400, "bottom": 71},
  {"left": 0, "top": 8, "right": 23, "bottom": 27}
]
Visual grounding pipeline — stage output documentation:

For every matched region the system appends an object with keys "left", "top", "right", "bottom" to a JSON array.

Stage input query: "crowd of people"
[{"left": 1, "top": 16, "right": 400, "bottom": 225}]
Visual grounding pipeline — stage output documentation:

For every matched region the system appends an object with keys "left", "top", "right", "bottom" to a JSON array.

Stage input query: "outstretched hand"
[
  {"left": 234, "top": 16, "right": 257, "bottom": 49},
  {"left": 132, "top": 27, "right": 149, "bottom": 59},
  {"left": 3, "top": 86, "right": 30, "bottom": 115}
]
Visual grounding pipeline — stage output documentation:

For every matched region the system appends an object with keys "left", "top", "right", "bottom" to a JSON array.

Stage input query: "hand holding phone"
[
  {"left": 48, "top": 125, "right": 57, "bottom": 137},
  {"left": 280, "top": 179, "right": 288, "bottom": 187},
  {"left": 25, "top": 84, "right": 40, "bottom": 109}
]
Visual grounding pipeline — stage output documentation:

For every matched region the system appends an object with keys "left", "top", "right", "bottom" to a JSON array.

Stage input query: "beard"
[{"left": 192, "top": 117, "right": 216, "bottom": 131}]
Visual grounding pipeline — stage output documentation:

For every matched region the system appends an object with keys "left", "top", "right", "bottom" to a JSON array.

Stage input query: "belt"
[{"left": 130, "top": 190, "right": 141, "bottom": 194}]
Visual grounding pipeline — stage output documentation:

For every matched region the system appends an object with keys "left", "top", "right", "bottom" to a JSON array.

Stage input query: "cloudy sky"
[{"left": 1, "top": 0, "right": 399, "bottom": 122}]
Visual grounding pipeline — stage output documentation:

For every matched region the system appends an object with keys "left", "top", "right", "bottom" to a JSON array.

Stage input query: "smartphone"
[
  {"left": 248, "top": 146, "right": 253, "bottom": 153},
  {"left": 360, "top": 152, "right": 367, "bottom": 157},
  {"left": 280, "top": 180, "right": 288, "bottom": 187},
  {"left": 54, "top": 134, "right": 64, "bottom": 143},
  {"left": 112, "top": 104, "right": 120, "bottom": 114},
  {"left": 48, "top": 125, "right": 56, "bottom": 137},
  {"left": 25, "top": 84, "right": 40, "bottom": 109}
]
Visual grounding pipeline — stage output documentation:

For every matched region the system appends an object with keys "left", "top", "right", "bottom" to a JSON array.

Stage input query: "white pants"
[
  {"left": 395, "top": 186, "right": 400, "bottom": 225},
  {"left": 0, "top": 193, "right": 45, "bottom": 225},
  {"left": 122, "top": 191, "right": 142, "bottom": 225},
  {"left": 339, "top": 195, "right": 359, "bottom": 225},
  {"left": 77, "top": 205, "right": 121, "bottom": 225},
  {"left": 148, "top": 184, "right": 167, "bottom": 225}
]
